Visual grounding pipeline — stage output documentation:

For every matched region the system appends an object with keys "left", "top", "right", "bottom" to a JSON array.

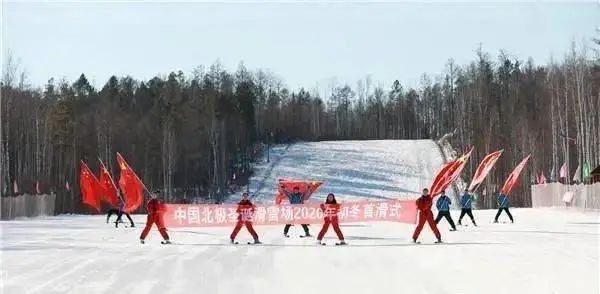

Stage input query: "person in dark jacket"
[
  {"left": 458, "top": 188, "right": 477, "bottom": 226},
  {"left": 434, "top": 190, "right": 456, "bottom": 231},
  {"left": 281, "top": 184, "right": 317, "bottom": 237},
  {"left": 106, "top": 193, "right": 135, "bottom": 228},
  {"left": 140, "top": 191, "right": 170, "bottom": 244},
  {"left": 230, "top": 192, "right": 261, "bottom": 244},
  {"left": 412, "top": 188, "right": 442, "bottom": 243},
  {"left": 494, "top": 193, "right": 514, "bottom": 223}
]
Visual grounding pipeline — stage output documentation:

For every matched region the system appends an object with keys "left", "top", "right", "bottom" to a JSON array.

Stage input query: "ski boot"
[{"left": 140, "top": 239, "right": 145, "bottom": 244}]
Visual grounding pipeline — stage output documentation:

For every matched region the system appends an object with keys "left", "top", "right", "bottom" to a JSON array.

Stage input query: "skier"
[
  {"left": 106, "top": 193, "right": 135, "bottom": 228},
  {"left": 316, "top": 193, "right": 346, "bottom": 245},
  {"left": 494, "top": 193, "right": 514, "bottom": 223},
  {"left": 230, "top": 192, "right": 261, "bottom": 244},
  {"left": 434, "top": 190, "right": 456, "bottom": 231},
  {"left": 458, "top": 188, "right": 477, "bottom": 226},
  {"left": 140, "top": 191, "right": 170, "bottom": 244},
  {"left": 280, "top": 184, "right": 317, "bottom": 237},
  {"left": 412, "top": 188, "right": 442, "bottom": 243}
]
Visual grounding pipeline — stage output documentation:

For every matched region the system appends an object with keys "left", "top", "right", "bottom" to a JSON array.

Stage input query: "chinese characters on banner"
[{"left": 162, "top": 200, "right": 417, "bottom": 227}]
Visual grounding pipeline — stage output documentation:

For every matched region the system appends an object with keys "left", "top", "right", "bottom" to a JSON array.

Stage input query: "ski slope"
[
  {"left": 240, "top": 140, "right": 450, "bottom": 203},
  {"left": 1, "top": 140, "right": 599, "bottom": 294}
]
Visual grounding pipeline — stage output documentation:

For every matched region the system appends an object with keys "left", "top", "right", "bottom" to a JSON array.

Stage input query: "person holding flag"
[
  {"left": 494, "top": 193, "right": 514, "bottom": 223},
  {"left": 106, "top": 192, "right": 135, "bottom": 228},
  {"left": 412, "top": 188, "right": 442, "bottom": 243},
  {"left": 434, "top": 190, "right": 456, "bottom": 231},
  {"left": 140, "top": 190, "right": 170, "bottom": 244},
  {"left": 230, "top": 192, "right": 261, "bottom": 244},
  {"left": 280, "top": 184, "right": 318, "bottom": 237},
  {"left": 316, "top": 193, "right": 346, "bottom": 245},
  {"left": 458, "top": 188, "right": 477, "bottom": 226}
]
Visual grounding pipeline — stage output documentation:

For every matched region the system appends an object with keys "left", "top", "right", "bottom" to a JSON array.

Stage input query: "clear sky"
[{"left": 2, "top": 1, "right": 599, "bottom": 91}]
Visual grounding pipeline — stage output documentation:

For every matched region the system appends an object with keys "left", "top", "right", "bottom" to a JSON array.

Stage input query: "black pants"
[
  {"left": 284, "top": 224, "right": 310, "bottom": 236},
  {"left": 458, "top": 208, "right": 476, "bottom": 225},
  {"left": 495, "top": 208, "right": 513, "bottom": 222},
  {"left": 107, "top": 209, "right": 135, "bottom": 227},
  {"left": 434, "top": 211, "right": 456, "bottom": 230},
  {"left": 106, "top": 209, "right": 119, "bottom": 223},
  {"left": 116, "top": 211, "right": 135, "bottom": 227}
]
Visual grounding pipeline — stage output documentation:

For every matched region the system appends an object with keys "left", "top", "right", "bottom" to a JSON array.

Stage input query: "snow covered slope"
[
  {"left": 237, "top": 140, "right": 448, "bottom": 203},
  {"left": 1, "top": 209, "right": 598, "bottom": 294}
]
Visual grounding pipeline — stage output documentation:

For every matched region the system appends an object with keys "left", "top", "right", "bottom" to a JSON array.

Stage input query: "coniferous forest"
[{"left": 1, "top": 43, "right": 599, "bottom": 212}]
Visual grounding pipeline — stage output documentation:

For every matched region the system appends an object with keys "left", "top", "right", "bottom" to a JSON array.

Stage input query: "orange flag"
[
  {"left": 80, "top": 161, "right": 101, "bottom": 212},
  {"left": 116, "top": 153, "right": 144, "bottom": 213},
  {"left": 501, "top": 155, "right": 531, "bottom": 196},
  {"left": 468, "top": 150, "right": 503, "bottom": 191},
  {"left": 98, "top": 159, "right": 120, "bottom": 208},
  {"left": 430, "top": 147, "right": 473, "bottom": 196}
]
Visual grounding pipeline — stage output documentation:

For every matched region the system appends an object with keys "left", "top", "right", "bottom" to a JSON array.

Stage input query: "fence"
[
  {"left": 531, "top": 182, "right": 600, "bottom": 210},
  {"left": 0, "top": 194, "right": 56, "bottom": 220}
]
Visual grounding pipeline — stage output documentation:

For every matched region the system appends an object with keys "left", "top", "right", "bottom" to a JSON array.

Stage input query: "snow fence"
[
  {"left": 0, "top": 193, "right": 56, "bottom": 220},
  {"left": 531, "top": 183, "right": 600, "bottom": 210}
]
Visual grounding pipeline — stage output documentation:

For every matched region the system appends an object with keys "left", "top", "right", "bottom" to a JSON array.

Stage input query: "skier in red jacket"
[
  {"left": 230, "top": 192, "right": 261, "bottom": 244},
  {"left": 412, "top": 188, "right": 442, "bottom": 243},
  {"left": 140, "top": 191, "right": 170, "bottom": 244},
  {"left": 316, "top": 193, "right": 346, "bottom": 245}
]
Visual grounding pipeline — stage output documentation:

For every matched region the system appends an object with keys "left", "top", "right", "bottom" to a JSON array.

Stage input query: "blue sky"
[{"left": 2, "top": 1, "right": 599, "bottom": 91}]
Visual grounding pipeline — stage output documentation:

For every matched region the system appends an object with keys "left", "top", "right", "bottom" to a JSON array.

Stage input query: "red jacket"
[
  {"left": 416, "top": 195, "right": 433, "bottom": 213},
  {"left": 320, "top": 203, "right": 340, "bottom": 217},
  {"left": 147, "top": 198, "right": 164, "bottom": 215},
  {"left": 236, "top": 200, "right": 256, "bottom": 221}
]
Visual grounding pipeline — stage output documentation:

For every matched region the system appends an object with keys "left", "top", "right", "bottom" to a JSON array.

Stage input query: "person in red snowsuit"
[
  {"left": 139, "top": 191, "right": 170, "bottom": 244},
  {"left": 316, "top": 193, "right": 346, "bottom": 245},
  {"left": 412, "top": 188, "right": 442, "bottom": 243},
  {"left": 230, "top": 192, "right": 261, "bottom": 244}
]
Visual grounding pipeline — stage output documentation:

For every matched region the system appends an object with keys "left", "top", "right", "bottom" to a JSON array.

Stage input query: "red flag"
[
  {"left": 116, "top": 153, "right": 144, "bottom": 213},
  {"left": 80, "top": 161, "right": 101, "bottom": 212},
  {"left": 468, "top": 150, "right": 503, "bottom": 191},
  {"left": 275, "top": 179, "right": 323, "bottom": 204},
  {"left": 98, "top": 159, "right": 119, "bottom": 208},
  {"left": 35, "top": 181, "right": 41, "bottom": 194},
  {"left": 501, "top": 155, "right": 531, "bottom": 196},
  {"left": 430, "top": 147, "right": 473, "bottom": 196}
]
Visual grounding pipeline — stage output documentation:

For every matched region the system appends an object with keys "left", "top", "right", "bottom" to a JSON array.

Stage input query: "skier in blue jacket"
[
  {"left": 458, "top": 188, "right": 477, "bottom": 226},
  {"left": 434, "top": 190, "right": 456, "bottom": 231},
  {"left": 494, "top": 193, "right": 514, "bottom": 223},
  {"left": 281, "top": 185, "right": 316, "bottom": 237}
]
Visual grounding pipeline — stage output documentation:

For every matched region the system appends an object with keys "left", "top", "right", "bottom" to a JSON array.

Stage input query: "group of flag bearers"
[{"left": 84, "top": 148, "right": 525, "bottom": 245}]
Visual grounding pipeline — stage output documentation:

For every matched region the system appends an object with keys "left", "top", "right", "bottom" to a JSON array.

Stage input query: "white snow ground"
[{"left": 1, "top": 140, "right": 599, "bottom": 294}]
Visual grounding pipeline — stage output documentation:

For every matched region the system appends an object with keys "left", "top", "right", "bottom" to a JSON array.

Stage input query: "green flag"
[{"left": 582, "top": 162, "right": 591, "bottom": 180}]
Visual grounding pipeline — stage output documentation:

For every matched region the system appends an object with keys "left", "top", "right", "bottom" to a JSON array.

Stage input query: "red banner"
[
  {"left": 98, "top": 160, "right": 119, "bottom": 208},
  {"left": 162, "top": 200, "right": 417, "bottom": 227},
  {"left": 468, "top": 149, "right": 503, "bottom": 191},
  {"left": 116, "top": 153, "right": 144, "bottom": 213},
  {"left": 501, "top": 155, "right": 531, "bottom": 196},
  {"left": 80, "top": 161, "right": 101, "bottom": 212}
]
